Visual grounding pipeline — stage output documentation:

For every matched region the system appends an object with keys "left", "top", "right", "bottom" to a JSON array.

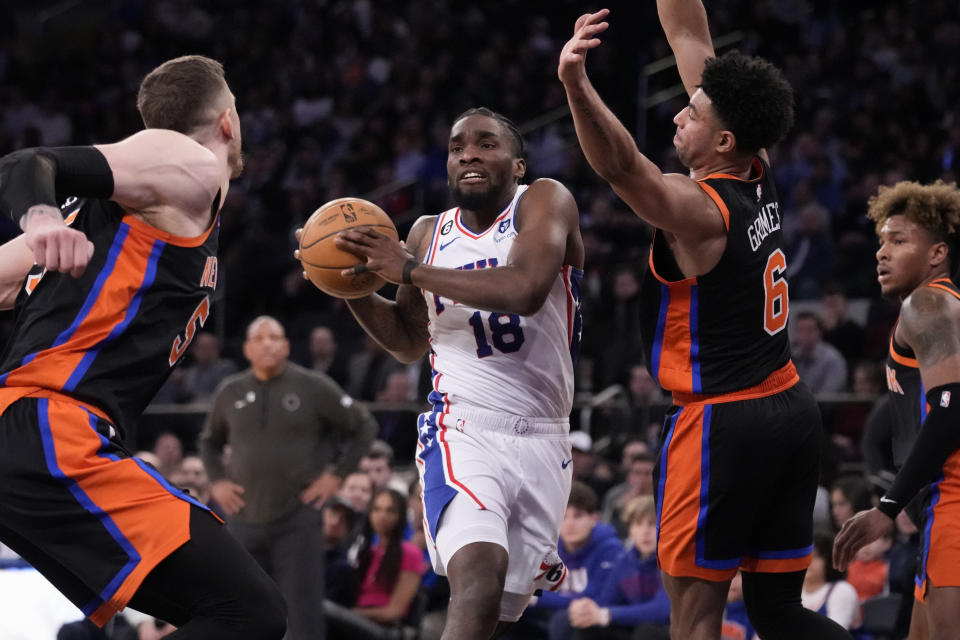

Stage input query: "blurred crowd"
[{"left": 1, "top": 2, "right": 958, "bottom": 637}]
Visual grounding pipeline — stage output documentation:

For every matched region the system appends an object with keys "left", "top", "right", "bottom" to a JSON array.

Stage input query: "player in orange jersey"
[
  {"left": 0, "top": 56, "right": 285, "bottom": 638},
  {"left": 559, "top": 2, "right": 851, "bottom": 638},
  {"left": 835, "top": 180, "right": 960, "bottom": 640}
]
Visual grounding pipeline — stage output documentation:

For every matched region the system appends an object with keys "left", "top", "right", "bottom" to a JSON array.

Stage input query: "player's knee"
[{"left": 451, "top": 573, "right": 503, "bottom": 620}]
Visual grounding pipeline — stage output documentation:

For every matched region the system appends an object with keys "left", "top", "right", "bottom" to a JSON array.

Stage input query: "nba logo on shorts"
[
  {"left": 941, "top": 391, "right": 951, "bottom": 407},
  {"left": 513, "top": 417, "right": 530, "bottom": 435},
  {"left": 455, "top": 417, "right": 467, "bottom": 432}
]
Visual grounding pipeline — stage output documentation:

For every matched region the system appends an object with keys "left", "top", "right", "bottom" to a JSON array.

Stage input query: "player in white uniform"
[{"left": 330, "top": 108, "right": 585, "bottom": 640}]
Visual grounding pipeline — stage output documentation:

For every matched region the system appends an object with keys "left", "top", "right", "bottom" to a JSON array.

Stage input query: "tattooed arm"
[
  {"left": 835, "top": 285, "right": 960, "bottom": 569},
  {"left": 557, "top": 10, "right": 724, "bottom": 242}
]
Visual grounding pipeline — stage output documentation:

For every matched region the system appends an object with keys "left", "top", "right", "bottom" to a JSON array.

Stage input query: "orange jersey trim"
[
  {"left": 697, "top": 181, "right": 730, "bottom": 231},
  {"left": 699, "top": 157, "right": 765, "bottom": 183},
  {"left": 671, "top": 360, "right": 799, "bottom": 406},
  {"left": 889, "top": 335, "right": 919, "bottom": 368},
  {"left": 121, "top": 212, "right": 217, "bottom": 248},
  {"left": 928, "top": 281, "right": 960, "bottom": 299},
  {"left": 4, "top": 228, "right": 158, "bottom": 393},
  {"left": 40, "top": 400, "right": 195, "bottom": 626}
]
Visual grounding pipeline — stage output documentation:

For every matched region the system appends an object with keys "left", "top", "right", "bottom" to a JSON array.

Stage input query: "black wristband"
[
  {"left": 0, "top": 149, "right": 57, "bottom": 224},
  {"left": 0, "top": 146, "right": 113, "bottom": 226},
  {"left": 402, "top": 258, "right": 419, "bottom": 285},
  {"left": 876, "top": 496, "right": 900, "bottom": 520}
]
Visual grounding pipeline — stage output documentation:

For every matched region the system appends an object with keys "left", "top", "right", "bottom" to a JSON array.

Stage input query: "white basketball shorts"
[{"left": 414, "top": 404, "right": 572, "bottom": 595}]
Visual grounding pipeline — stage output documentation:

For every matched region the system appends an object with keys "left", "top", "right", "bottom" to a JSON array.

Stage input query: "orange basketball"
[{"left": 298, "top": 197, "right": 399, "bottom": 299}]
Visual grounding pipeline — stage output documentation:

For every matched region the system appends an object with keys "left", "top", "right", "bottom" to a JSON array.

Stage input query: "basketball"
[{"left": 298, "top": 197, "right": 399, "bottom": 299}]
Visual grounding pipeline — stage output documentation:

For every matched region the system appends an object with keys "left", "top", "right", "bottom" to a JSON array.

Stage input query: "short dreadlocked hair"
[
  {"left": 868, "top": 180, "right": 960, "bottom": 268},
  {"left": 699, "top": 51, "right": 794, "bottom": 155},
  {"left": 453, "top": 107, "right": 525, "bottom": 158}
]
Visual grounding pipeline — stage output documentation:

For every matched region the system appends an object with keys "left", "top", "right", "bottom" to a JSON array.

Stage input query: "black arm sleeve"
[
  {"left": 878, "top": 382, "right": 960, "bottom": 518},
  {"left": 0, "top": 146, "right": 114, "bottom": 225}
]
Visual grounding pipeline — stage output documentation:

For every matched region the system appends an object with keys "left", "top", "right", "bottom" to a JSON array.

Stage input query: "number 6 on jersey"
[{"left": 763, "top": 248, "right": 788, "bottom": 335}]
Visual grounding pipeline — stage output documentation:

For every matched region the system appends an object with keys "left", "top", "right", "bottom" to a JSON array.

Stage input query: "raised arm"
[
  {"left": 558, "top": 10, "right": 724, "bottom": 239},
  {"left": 657, "top": 0, "right": 715, "bottom": 98},
  {"left": 335, "top": 178, "right": 581, "bottom": 317}
]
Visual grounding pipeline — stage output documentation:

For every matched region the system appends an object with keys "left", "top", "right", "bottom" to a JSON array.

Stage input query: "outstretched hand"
[
  {"left": 558, "top": 9, "right": 610, "bottom": 85},
  {"left": 334, "top": 228, "right": 415, "bottom": 285},
  {"left": 833, "top": 507, "right": 894, "bottom": 571}
]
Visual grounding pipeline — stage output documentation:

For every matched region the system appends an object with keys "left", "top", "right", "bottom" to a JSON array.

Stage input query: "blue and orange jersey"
[
  {"left": 0, "top": 195, "right": 220, "bottom": 435},
  {"left": 640, "top": 156, "right": 792, "bottom": 395},
  {"left": 886, "top": 277, "right": 960, "bottom": 467}
]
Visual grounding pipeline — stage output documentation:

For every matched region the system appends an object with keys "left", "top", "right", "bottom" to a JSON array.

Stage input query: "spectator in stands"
[
  {"left": 820, "top": 286, "right": 866, "bottom": 364},
  {"left": 846, "top": 531, "right": 892, "bottom": 602},
  {"left": 341, "top": 470, "right": 375, "bottom": 516},
  {"left": 325, "top": 488, "right": 426, "bottom": 639},
  {"left": 552, "top": 495, "right": 670, "bottom": 640},
  {"left": 347, "top": 336, "right": 399, "bottom": 402},
  {"left": 359, "top": 440, "right": 396, "bottom": 493},
  {"left": 568, "top": 431, "right": 616, "bottom": 500},
  {"left": 518, "top": 482, "right": 623, "bottom": 638},
  {"left": 151, "top": 431, "right": 183, "bottom": 479},
  {"left": 830, "top": 476, "right": 875, "bottom": 532},
  {"left": 802, "top": 531, "right": 861, "bottom": 630},
  {"left": 601, "top": 452, "right": 655, "bottom": 538},
  {"left": 322, "top": 496, "right": 359, "bottom": 606},
  {"left": 626, "top": 365, "right": 667, "bottom": 439},
  {"left": 309, "top": 325, "right": 348, "bottom": 387},
  {"left": 792, "top": 311, "right": 849, "bottom": 394},
  {"left": 169, "top": 455, "right": 213, "bottom": 508},
  {"left": 180, "top": 332, "right": 238, "bottom": 402},
  {"left": 785, "top": 186, "right": 836, "bottom": 300},
  {"left": 374, "top": 370, "right": 418, "bottom": 456}
]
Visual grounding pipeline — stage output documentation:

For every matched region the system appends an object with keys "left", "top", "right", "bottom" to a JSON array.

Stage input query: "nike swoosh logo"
[
  {"left": 561, "top": 459, "right": 572, "bottom": 469},
  {"left": 880, "top": 497, "right": 896, "bottom": 504},
  {"left": 439, "top": 237, "right": 459, "bottom": 251}
]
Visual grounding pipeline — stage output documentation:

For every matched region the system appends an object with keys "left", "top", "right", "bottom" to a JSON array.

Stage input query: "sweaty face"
[
  {"left": 447, "top": 114, "right": 523, "bottom": 212},
  {"left": 875, "top": 215, "right": 943, "bottom": 298},
  {"left": 672, "top": 89, "right": 724, "bottom": 170}
]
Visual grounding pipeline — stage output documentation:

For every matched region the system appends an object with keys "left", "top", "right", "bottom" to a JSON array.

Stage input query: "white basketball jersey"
[{"left": 421, "top": 185, "right": 583, "bottom": 419}]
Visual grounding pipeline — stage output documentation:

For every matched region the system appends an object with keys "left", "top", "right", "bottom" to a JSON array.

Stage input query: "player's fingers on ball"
[
  {"left": 301, "top": 270, "right": 308, "bottom": 280},
  {"left": 294, "top": 249, "right": 300, "bottom": 260},
  {"left": 294, "top": 228, "right": 302, "bottom": 241}
]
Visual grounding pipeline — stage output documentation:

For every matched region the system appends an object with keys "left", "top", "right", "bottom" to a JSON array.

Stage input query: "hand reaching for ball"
[
  {"left": 334, "top": 228, "right": 417, "bottom": 285},
  {"left": 294, "top": 197, "right": 398, "bottom": 298}
]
